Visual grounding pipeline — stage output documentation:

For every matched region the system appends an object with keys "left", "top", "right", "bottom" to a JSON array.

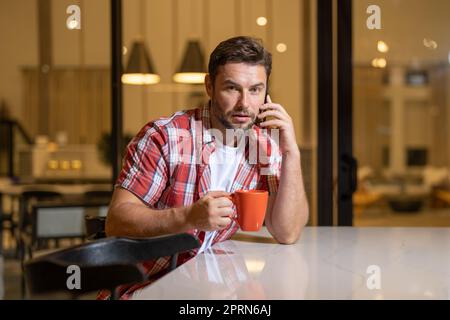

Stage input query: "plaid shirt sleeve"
[{"left": 116, "top": 123, "right": 169, "bottom": 207}]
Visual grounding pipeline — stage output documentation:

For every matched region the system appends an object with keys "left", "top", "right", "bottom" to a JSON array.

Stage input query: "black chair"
[
  {"left": 24, "top": 234, "right": 200, "bottom": 299},
  {"left": 83, "top": 190, "right": 112, "bottom": 224},
  {"left": 17, "top": 190, "right": 62, "bottom": 256},
  {"left": 85, "top": 215, "right": 106, "bottom": 240},
  {"left": 83, "top": 190, "right": 113, "bottom": 199},
  {"left": 19, "top": 191, "right": 62, "bottom": 234}
]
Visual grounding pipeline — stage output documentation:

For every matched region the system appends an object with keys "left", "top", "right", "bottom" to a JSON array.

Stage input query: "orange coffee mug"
[{"left": 229, "top": 190, "right": 269, "bottom": 231}]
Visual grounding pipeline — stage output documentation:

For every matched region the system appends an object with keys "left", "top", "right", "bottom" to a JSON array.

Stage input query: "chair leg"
[{"left": 18, "top": 238, "right": 27, "bottom": 299}]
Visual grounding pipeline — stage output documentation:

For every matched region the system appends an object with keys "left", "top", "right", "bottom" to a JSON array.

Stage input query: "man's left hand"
[{"left": 257, "top": 95, "right": 299, "bottom": 156}]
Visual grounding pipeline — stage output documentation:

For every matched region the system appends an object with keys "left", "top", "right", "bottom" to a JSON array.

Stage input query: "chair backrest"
[
  {"left": 24, "top": 234, "right": 200, "bottom": 298},
  {"left": 19, "top": 191, "right": 62, "bottom": 230},
  {"left": 85, "top": 215, "right": 106, "bottom": 239},
  {"left": 33, "top": 207, "right": 86, "bottom": 241},
  {"left": 83, "top": 190, "right": 111, "bottom": 222}
]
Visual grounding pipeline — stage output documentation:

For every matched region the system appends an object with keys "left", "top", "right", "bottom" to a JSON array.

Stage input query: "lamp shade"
[
  {"left": 122, "top": 41, "right": 160, "bottom": 85},
  {"left": 173, "top": 40, "right": 207, "bottom": 84}
]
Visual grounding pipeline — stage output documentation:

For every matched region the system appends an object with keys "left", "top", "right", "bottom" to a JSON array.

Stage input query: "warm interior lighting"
[
  {"left": 47, "top": 160, "right": 59, "bottom": 170},
  {"left": 377, "top": 58, "right": 387, "bottom": 68},
  {"left": 173, "top": 40, "right": 206, "bottom": 84},
  {"left": 276, "top": 43, "right": 287, "bottom": 53},
  {"left": 423, "top": 38, "right": 438, "bottom": 50},
  {"left": 71, "top": 160, "right": 82, "bottom": 170},
  {"left": 122, "top": 73, "right": 160, "bottom": 85},
  {"left": 372, "top": 58, "right": 387, "bottom": 68},
  {"left": 377, "top": 41, "right": 389, "bottom": 53},
  {"left": 60, "top": 160, "right": 71, "bottom": 170},
  {"left": 256, "top": 17, "right": 267, "bottom": 26},
  {"left": 122, "top": 41, "right": 160, "bottom": 85},
  {"left": 173, "top": 72, "right": 206, "bottom": 84},
  {"left": 47, "top": 142, "right": 58, "bottom": 152}
]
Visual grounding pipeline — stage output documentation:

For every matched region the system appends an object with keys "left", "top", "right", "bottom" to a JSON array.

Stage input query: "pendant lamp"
[
  {"left": 122, "top": 40, "right": 160, "bottom": 85},
  {"left": 173, "top": 40, "right": 207, "bottom": 84}
]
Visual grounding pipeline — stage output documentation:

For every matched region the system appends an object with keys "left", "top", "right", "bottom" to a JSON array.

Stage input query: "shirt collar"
[{"left": 201, "top": 102, "right": 214, "bottom": 145}]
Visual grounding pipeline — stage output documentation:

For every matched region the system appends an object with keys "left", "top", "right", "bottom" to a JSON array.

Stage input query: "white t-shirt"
[{"left": 197, "top": 139, "right": 243, "bottom": 254}]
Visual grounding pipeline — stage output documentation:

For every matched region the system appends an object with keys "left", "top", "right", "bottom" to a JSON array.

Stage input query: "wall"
[{"left": 0, "top": 0, "right": 38, "bottom": 121}]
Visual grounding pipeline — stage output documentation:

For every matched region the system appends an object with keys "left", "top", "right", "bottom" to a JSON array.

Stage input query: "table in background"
[{"left": 132, "top": 227, "right": 450, "bottom": 300}]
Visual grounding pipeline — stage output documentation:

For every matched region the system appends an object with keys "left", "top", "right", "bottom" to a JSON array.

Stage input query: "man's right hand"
[{"left": 185, "top": 191, "right": 234, "bottom": 231}]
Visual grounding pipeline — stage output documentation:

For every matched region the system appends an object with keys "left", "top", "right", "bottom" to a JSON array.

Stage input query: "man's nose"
[{"left": 238, "top": 91, "right": 250, "bottom": 107}]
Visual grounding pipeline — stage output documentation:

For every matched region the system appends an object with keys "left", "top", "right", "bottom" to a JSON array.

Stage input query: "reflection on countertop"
[{"left": 132, "top": 227, "right": 450, "bottom": 300}]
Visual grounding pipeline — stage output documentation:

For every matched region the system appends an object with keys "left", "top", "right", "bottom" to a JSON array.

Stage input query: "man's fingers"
[
  {"left": 217, "top": 217, "right": 233, "bottom": 229},
  {"left": 260, "top": 119, "right": 284, "bottom": 129},
  {"left": 266, "top": 94, "right": 272, "bottom": 104},
  {"left": 216, "top": 207, "right": 234, "bottom": 217},
  {"left": 207, "top": 191, "right": 231, "bottom": 198},
  {"left": 261, "top": 104, "right": 289, "bottom": 117},
  {"left": 214, "top": 197, "right": 234, "bottom": 208},
  {"left": 258, "top": 109, "right": 287, "bottom": 121}
]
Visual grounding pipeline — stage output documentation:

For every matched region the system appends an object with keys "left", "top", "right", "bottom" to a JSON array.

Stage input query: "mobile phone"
[{"left": 255, "top": 90, "right": 268, "bottom": 126}]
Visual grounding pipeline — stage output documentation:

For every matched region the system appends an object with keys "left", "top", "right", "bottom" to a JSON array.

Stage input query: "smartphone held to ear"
[{"left": 256, "top": 91, "right": 276, "bottom": 129}]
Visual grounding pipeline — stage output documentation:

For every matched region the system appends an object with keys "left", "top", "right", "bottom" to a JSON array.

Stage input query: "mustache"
[{"left": 228, "top": 108, "right": 254, "bottom": 117}]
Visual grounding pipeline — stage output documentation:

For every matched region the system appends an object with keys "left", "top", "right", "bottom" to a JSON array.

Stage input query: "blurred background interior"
[{"left": 0, "top": 0, "right": 450, "bottom": 299}]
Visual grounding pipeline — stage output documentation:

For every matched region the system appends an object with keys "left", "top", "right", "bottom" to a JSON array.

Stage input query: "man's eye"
[
  {"left": 227, "top": 86, "right": 237, "bottom": 91},
  {"left": 250, "top": 87, "right": 261, "bottom": 93}
]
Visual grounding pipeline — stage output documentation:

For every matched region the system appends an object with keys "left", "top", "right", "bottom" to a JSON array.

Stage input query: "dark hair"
[{"left": 208, "top": 36, "right": 272, "bottom": 84}]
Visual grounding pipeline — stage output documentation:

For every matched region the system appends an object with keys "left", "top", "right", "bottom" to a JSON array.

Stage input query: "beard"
[{"left": 210, "top": 97, "right": 256, "bottom": 131}]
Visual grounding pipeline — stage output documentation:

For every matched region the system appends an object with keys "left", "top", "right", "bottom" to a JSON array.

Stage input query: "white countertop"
[{"left": 132, "top": 227, "right": 450, "bottom": 300}]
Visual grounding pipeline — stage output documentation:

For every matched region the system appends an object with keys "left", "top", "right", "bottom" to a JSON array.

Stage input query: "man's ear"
[{"left": 205, "top": 74, "right": 213, "bottom": 98}]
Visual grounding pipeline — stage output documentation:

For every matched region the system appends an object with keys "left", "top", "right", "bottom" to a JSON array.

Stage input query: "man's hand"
[
  {"left": 185, "top": 191, "right": 234, "bottom": 231},
  {"left": 257, "top": 95, "right": 299, "bottom": 156}
]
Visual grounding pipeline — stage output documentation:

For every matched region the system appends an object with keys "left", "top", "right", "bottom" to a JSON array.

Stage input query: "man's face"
[{"left": 205, "top": 62, "right": 267, "bottom": 131}]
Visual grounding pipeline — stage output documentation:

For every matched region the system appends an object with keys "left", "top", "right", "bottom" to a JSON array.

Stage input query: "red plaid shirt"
[{"left": 98, "top": 104, "right": 281, "bottom": 299}]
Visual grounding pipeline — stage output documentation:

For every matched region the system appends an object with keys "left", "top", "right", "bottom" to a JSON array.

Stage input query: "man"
[{"left": 103, "top": 36, "right": 309, "bottom": 299}]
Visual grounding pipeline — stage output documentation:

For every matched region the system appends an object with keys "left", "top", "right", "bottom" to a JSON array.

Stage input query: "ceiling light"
[
  {"left": 173, "top": 40, "right": 207, "bottom": 84},
  {"left": 122, "top": 41, "right": 160, "bottom": 85},
  {"left": 372, "top": 58, "right": 387, "bottom": 68},
  {"left": 276, "top": 43, "right": 287, "bottom": 53},
  {"left": 377, "top": 41, "right": 389, "bottom": 53},
  {"left": 423, "top": 38, "right": 438, "bottom": 50},
  {"left": 256, "top": 17, "right": 267, "bottom": 26}
]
